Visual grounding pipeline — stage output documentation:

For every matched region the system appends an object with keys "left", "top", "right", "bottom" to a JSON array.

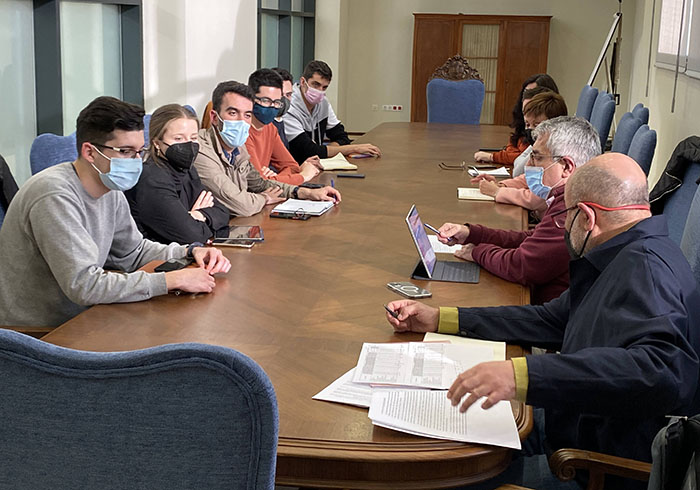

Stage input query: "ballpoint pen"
[
  {"left": 424, "top": 223, "right": 453, "bottom": 243},
  {"left": 384, "top": 304, "right": 400, "bottom": 319}
]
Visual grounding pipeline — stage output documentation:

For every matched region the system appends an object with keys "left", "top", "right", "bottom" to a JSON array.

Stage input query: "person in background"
[
  {"left": 474, "top": 74, "right": 559, "bottom": 166},
  {"left": 193, "top": 80, "right": 340, "bottom": 217},
  {"left": 126, "top": 104, "right": 230, "bottom": 245},
  {"left": 439, "top": 116, "right": 600, "bottom": 305},
  {"left": 0, "top": 96, "right": 230, "bottom": 327},
  {"left": 283, "top": 60, "right": 382, "bottom": 163},
  {"left": 388, "top": 153, "right": 700, "bottom": 490},
  {"left": 271, "top": 66, "right": 294, "bottom": 148},
  {"left": 245, "top": 68, "right": 323, "bottom": 185},
  {"left": 475, "top": 91, "right": 569, "bottom": 217}
]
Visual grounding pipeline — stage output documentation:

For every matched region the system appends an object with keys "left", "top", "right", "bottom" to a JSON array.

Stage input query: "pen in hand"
[
  {"left": 384, "top": 304, "right": 399, "bottom": 319},
  {"left": 424, "top": 223, "right": 453, "bottom": 243}
]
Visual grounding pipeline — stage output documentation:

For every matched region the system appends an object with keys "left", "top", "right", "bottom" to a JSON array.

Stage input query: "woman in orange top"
[{"left": 474, "top": 73, "right": 559, "bottom": 165}]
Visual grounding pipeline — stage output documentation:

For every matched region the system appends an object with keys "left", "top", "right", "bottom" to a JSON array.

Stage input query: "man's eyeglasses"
[
  {"left": 255, "top": 97, "right": 284, "bottom": 110},
  {"left": 550, "top": 201, "right": 651, "bottom": 229},
  {"left": 92, "top": 143, "right": 146, "bottom": 159},
  {"left": 529, "top": 153, "right": 564, "bottom": 165}
]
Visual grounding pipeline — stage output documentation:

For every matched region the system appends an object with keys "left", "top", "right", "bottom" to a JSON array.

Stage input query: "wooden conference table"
[{"left": 44, "top": 122, "right": 532, "bottom": 489}]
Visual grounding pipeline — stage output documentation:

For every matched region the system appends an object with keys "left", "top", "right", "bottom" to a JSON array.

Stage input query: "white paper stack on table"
[
  {"left": 271, "top": 198, "right": 335, "bottom": 216},
  {"left": 476, "top": 166, "right": 510, "bottom": 177},
  {"left": 457, "top": 188, "right": 495, "bottom": 201},
  {"left": 318, "top": 152, "right": 358, "bottom": 171},
  {"left": 428, "top": 234, "right": 461, "bottom": 254},
  {"left": 312, "top": 337, "right": 520, "bottom": 449}
]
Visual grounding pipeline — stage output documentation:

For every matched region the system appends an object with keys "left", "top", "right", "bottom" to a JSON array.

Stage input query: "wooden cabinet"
[{"left": 411, "top": 14, "right": 551, "bottom": 125}]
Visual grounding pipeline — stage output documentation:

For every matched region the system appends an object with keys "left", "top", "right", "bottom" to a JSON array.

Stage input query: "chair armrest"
[
  {"left": 1, "top": 326, "right": 55, "bottom": 339},
  {"left": 549, "top": 448, "right": 652, "bottom": 490}
]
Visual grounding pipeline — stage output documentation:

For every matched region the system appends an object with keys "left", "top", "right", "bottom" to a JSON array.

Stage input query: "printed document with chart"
[{"left": 352, "top": 342, "right": 493, "bottom": 389}]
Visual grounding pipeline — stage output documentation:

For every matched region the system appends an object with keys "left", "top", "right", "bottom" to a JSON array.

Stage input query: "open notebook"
[
  {"left": 319, "top": 153, "right": 358, "bottom": 171},
  {"left": 458, "top": 188, "right": 495, "bottom": 201}
]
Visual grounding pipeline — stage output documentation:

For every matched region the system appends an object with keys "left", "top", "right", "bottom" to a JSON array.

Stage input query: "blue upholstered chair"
[
  {"left": 681, "top": 183, "right": 700, "bottom": 285},
  {"left": 0, "top": 330, "right": 279, "bottom": 490},
  {"left": 632, "top": 102, "right": 649, "bottom": 125},
  {"left": 662, "top": 162, "right": 700, "bottom": 245},
  {"left": 575, "top": 85, "right": 599, "bottom": 121},
  {"left": 589, "top": 91, "right": 616, "bottom": 151},
  {"left": 143, "top": 113, "right": 152, "bottom": 147},
  {"left": 29, "top": 132, "right": 78, "bottom": 175},
  {"left": 627, "top": 124, "right": 657, "bottom": 176},
  {"left": 427, "top": 78, "right": 485, "bottom": 124},
  {"left": 610, "top": 112, "right": 643, "bottom": 155}
]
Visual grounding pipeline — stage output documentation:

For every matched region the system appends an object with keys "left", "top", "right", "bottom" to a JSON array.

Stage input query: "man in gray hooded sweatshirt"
[{"left": 283, "top": 60, "right": 381, "bottom": 163}]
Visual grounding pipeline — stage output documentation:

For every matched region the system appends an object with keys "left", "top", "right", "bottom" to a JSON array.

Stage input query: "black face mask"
[
  {"left": 564, "top": 209, "right": 591, "bottom": 260},
  {"left": 276, "top": 96, "right": 291, "bottom": 118},
  {"left": 163, "top": 141, "right": 199, "bottom": 171},
  {"left": 524, "top": 128, "right": 536, "bottom": 146}
]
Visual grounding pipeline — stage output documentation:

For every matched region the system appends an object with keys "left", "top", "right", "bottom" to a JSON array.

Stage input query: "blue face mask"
[
  {"left": 91, "top": 146, "right": 143, "bottom": 191},
  {"left": 253, "top": 103, "right": 279, "bottom": 125},
  {"left": 525, "top": 161, "right": 560, "bottom": 200},
  {"left": 216, "top": 113, "right": 250, "bottom": 148}
]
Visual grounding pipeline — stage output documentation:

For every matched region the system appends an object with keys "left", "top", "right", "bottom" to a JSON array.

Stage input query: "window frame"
[
  {"left": 655, "top": 0, "right": 693, "bottom": 72},
  {"left": 32, "top": 0, "right": 143, "bottom": 135},
  {"left": 257, "top": 0, "right": 315, "bottom": 78}
]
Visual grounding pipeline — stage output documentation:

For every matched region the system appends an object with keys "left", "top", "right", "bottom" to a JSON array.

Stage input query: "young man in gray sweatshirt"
[{"left": 0, "top": 96, "right": 230, "bottom": 327}]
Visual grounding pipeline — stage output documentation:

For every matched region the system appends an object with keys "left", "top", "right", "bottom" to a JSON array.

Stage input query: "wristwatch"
[
  {"left": 186, "top": 241, "right": 205, "bottom": 258},
  {"left": 292, "top": 186, "right": 300, "bottom": 199}
]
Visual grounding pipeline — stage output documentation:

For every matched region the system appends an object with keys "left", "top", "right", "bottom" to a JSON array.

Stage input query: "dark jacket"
[
  {"left": 0, "top": 154, "right": 19, "bottom": 212},
  {"left": 272, "top": 119, "right": 289, "bottom": 149},
  {"left": 453, "top": 216, "right": 700, "bottom": 489},
  {"left": 126, "top": 158, "right": 230, "bottom": 245},
  {"left": 649, "top": 136, "right": 700, "bottom": 214}
]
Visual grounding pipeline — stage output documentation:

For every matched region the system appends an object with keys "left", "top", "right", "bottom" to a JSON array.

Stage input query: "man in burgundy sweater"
[{"left": 438, "top": 116, "right": 601, "bottom": 304}]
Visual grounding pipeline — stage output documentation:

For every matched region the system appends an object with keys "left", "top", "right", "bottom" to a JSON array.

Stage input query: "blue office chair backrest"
[
  {"left": 663, "top": 162, "right": 700, "bottom": 245},
  {"left": 575, "top": 85, "right": 599, "bottom": 121},
  {"left": 426, "top": 78, "right": 485, "bottom": 124},
  {"left": 611, "top": 112, "right": 643, "bottom": 155},
  {"left": 143, "top": 113, "right": 153, "bottom": 147},
  {"left": 681, "top": 183, "right": 700, "bottom": 285},
  {"left": 30, "top": 132, "right": 78, "bottom": 175},
  {"left": 0, "top": 330, "right": 279, "bottom": 490},
  {"left": 632, "top": 102, "right": 650, "bottom": 125},
  {"left": 590, "top": 91, "right": 616, "bottom": 151},
  {"left": 627, "top": 124, "right": 657, "bottom": 176}
]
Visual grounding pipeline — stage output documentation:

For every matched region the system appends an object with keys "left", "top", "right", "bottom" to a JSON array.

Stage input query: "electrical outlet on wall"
[{"left": 382, "top": 105, "right": 403, "bottom": 112}]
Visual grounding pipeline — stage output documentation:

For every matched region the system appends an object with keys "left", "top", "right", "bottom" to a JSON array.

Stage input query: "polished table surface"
[{"left": 44, "top": 122, "right": 532, "bottom": 489}]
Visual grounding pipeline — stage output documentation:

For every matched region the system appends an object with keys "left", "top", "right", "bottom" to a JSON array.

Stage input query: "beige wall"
[
  {"left": 627, "top": 0, "right": 700, "bottom": 188},
  {"left": 142, "top": 0, "right": 257, "bottom": 117},
  {"left": 322, "top": 0, "right": 636, "bottom": 134}
]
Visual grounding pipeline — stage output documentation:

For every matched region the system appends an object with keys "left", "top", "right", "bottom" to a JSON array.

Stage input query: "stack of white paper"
[
  {"left": 352, "top": 342, "right": 493, "bottom": 389},
  {"left": 272, "top": 198, "right": 335, "bottom": 216},
  {"left": 458, "top": 188, "right": 495, "bottom": 201},
  {"left": 319, "top": 152, "right": 358, "bottom": 170},
  {"left": 313, "top": 338, "right": 518, "bottom": 448},
  {"left": 428, "top": 235, "right": 462, "bottom": 254},
  {"left": 477, "top": 166, "right": 510, "bottom": 177},
  {"left": 368, "top": 389, "right": 521, "bottom": 449}
]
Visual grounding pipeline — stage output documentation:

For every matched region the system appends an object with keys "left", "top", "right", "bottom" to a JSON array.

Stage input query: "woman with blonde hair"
[{"left": 126, "top": 104, "right": 230, "bottom": 244}]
